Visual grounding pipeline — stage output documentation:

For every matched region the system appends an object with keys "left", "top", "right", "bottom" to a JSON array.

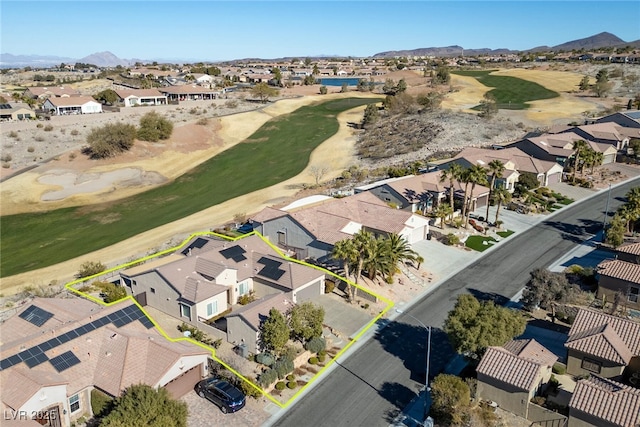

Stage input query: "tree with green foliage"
[
  {"left": 357, "top": 78, "right": 369, "bottom": 92},
  {"left": 596, "top": 68, "right": 609, "bottom": 84},
  {"left": 251, "top": 82, "right": 279, "bottom": 103},
  {"left": 93, "top": 89, "right": 119, "bottom": 105},
  {"left": 332, "top": 238, "right": 358, "bottom": 302},
  {"left": 430, "top": 374, "right": 470, "bottom": 426},
  {"left": 520, "top": 268, "right": 574, "bottom": 311},
  {"left": 444, "top": 294, "right": 526, "bottom": 358},
  {"left": 477, "top": 93, "right": 497, "bottom": 119},
  {"left": 464, "top": 164, "right": 488, "bottom": 227},
  {"left": 85, "top": 122, "right": 137, "bottom": 158},
  {"left": 137, "top": 111, "right": 173, "bottom": 142},
  {"left": 94, "top": 281, "right": 128, "bottom": 303},
  {"left": 606, "top": 214, "right": 626, "bottom": 247},
  {"left": 289, "top": 302, "right": 325, "bottom": 342},
  {"left": 571, "top": 139, "right": 588, "bottom": 183},
  {"left": 260, "top": 308, "right": 290, "bottom": 354},
  {"left": 493, "top": 187, "right": 512, "bottom": 225},
  {"left": 433, "top": 65, "right": 451, "bottom": 85},
  {"left": 319, "top": 85, "right": 328, "bottom": 95},
  {"left": 593, "top": 80, "right": 613, "bottom": 98},
  {"left": 340, "top": 82, "right": 348, "bottom": 93},
  {"left": 303, "top": 75, "right": 316, "bottom": 85},
  {"left": 579, "top": 75, "right": 590, "bottom": 91},
  {"left": 630, "top": 138, "right": 640, "bottom": 160},
  {"left": 416, "top": 91, "right": 443, "bottom": 111},
  {"left": 76, "top": 260, "right": 107, "bottom": 278},
  {"left": 436, "top": 203, "right": 452, "bottom": 229},
  {"left": 362, "top": 103, "right": 379, "bottom": 127},
  {"left": 440, "top": 163, "right": 464, "bottom": 222},
  {"left": 100, "top": 384, "right": 187, "bottom": 427},
  {"left": 485, "top": 160, "right": 505, "bottom": 223},
  {"left": 396, "top": 79, "right": 407, "bottom": 94},
  {"left": 271, "top": 67, "right": 282, "bottom": 86}
]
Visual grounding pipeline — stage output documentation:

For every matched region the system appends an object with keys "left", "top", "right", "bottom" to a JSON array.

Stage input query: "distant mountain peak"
[{"left": 78, "top": 51, "right": 130, "bottom": 67}]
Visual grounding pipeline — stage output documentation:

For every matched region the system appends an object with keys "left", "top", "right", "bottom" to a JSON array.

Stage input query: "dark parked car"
[{"left": 195, "top": 377, "right": 246, "bottom": 414}]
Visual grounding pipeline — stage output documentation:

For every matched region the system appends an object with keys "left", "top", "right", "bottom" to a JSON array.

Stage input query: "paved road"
[{"left": 270, "top": 178, "right": 639, "bottom": 427}]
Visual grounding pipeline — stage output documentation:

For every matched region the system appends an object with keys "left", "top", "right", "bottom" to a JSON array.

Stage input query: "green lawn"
[
  {"left": 496, "top": 229, "right": 514, "bottom": 238},
  {"left": 451, "top": 70, "right": 559, "bottom": 110},
  {"left": 465, "top": 235, "right": 497, "bottom": 252},
  {"left": 1, "top": 97, "right": 380, "bottom": 277}
]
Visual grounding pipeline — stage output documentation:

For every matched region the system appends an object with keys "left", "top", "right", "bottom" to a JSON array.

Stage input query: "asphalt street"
[{"left": 270, "top": 178, "right": 640, "bottom": 427}]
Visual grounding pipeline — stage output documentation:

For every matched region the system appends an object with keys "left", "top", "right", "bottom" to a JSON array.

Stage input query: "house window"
[
  {"left": 150, "top": 287, "right": 156, "bottom": 294},
  {"left": 206, "top": 301, "right": 218, "bottom": 317},
  {"left": 180, "top": 304, "right": 191, "bottom": 320},
  {"left": 629, "top": 286, "right": 639, "bottom": 303},
  {"left": 69, "top": 394, "right": 80, "bottom": 413},
  {"left": 277, "top": 230, "right": 286, "bottom": 246},
  {"left": 238, "top": 281, "right": 249, "bottom": 296},
  {"left": 581, "top": 357, "right": 602, "bottom": 374}
]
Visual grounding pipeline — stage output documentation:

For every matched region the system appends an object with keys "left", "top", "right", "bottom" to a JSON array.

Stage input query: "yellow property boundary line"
[{"left": 64, "top": 230, "right": 394, "bottom": 408}]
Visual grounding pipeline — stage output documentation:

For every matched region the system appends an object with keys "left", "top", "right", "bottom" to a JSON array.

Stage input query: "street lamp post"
[
  {"left": 396, "top": 309, "right": 432, "bottom": 425},
  {"left": 602, "top": 183, "right": 612, "bottom": 242}
]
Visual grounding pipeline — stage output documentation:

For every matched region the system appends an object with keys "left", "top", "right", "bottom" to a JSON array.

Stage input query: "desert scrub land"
[{"left": 0, "top": 97, "right": 380, "bottom": 277}]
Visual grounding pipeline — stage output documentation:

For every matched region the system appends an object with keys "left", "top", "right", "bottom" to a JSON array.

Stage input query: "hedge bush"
[
  {"left": 258, "top": 369, "right": 278, "bottom": 388},
  {"left": 256, "top": 352, "right": 275, "bottom": 366},
  {"left": 304, "top": 336, "right": 326, "bottom": 354},
  {"left": 91, "top": 389, "right": 113, "bottom": 418},
  {"left": 552, "top": 362, "right": 566, "bottom": 375},
  {"left": 318, "top": 354, "right": 326, "bottom": 363},
  {"left": 273, "top": 358, "right": 294, "bottom": 379},
  {"left": 324, "top": 281, "right": 335, "bottom": 294},
  {"left": 275, "top": 381, "right": 286, "bottom": 391},
  {"left": 286, "top": 374, "right": 295, "bottom": 381},
  {"left": 308, "top": 357, "right": 318, "bottom": 365},
  {"left": 137, "top": 111, "right": 173, "bottom": 142},
  {"left": 287, "top": 381, "right": 297, "bottom": 389}
]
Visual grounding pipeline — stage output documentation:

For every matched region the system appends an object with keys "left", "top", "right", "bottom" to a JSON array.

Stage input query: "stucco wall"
[
  {"left": 227, "top": 316, "right": 258, "bottom": 353},
  {"left": 566, "top": 350, "right": 625, "bottom": 379},
  {"left": 597, "top": 276, "right": 640, "bottom": 310},
  {"left": 194, "top": 291, "right": 229, "bottom": 320},
  {"left": 124, "top": 271, "right": 181, "bottom": 319},
  {"left": 477, "top": 374, "right": 530, "bottom": 418}
]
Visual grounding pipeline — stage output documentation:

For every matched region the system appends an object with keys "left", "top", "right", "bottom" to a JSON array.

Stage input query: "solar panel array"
[
  {"left": 50, "top": 351, "right": 81, "bottom": 372},
  {"left": 220, "top": 245, "right": 247, "bottom": 262},
  {"left": 256, "top": 257, "right": 286, "bottom": 281},
  {"left": 0, "top": 304, "right": 155, "bottom": 372},
  {"left": 0, "top": 104, "right": 12, "bottom": 110},
  {"left": 181, "top": 237, "right": 210, "bottom": 255},
  {"left": 19, "top": 305, "right": 54, "bottom": 327}
]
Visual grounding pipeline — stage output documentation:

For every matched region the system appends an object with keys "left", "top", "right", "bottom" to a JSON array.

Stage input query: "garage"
[
  {"left": 163, "top": 364, "right": 203, "bottom": 399},
  {"left": 295, "top": 279, "right": 322, "bottom": 302},
  {"left": 546, "top": 172, "right": 562, "bottom": 185}
]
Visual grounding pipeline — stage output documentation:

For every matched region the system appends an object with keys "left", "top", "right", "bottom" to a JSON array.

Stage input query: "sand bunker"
[{"left": 38, "top": 168, "right": 167, "bottom": 201}]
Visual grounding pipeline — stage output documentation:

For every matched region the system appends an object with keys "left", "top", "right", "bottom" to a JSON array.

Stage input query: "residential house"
[
  {"left": 159, "top": 85, "right": 222, "bottom": 102},
  {"left": 0, "top": 298, "right": 210, "bottom": 427},
  {"left": 250, "top": 191, "right": 430, "bottom": 261},
  {"left": 564, "top": 122, "right": 633, "bottom": 152},
  {"left": 42, "top": 96, "right": 102, "bottom": 115},
  {"left": 0, "top": 103, "right": 35, "bottom": 121},
  {"left": 190, "top": 73, "right": 214, "bottom": 84},
  {"left": 568, "top": 376, "right": 640, "bottom": 427},
  {"left": 114, "top": 88, "right": 167, "bottom": 107},
  {"left": 595, "top": 110, "right": 640, "bottom": 129},
  {"left": 120, "top": 234, "right": 325, "bottom": 351},
  {"left": 613, "top": 241, "right": 640, "bottom": 264},
  {"left": 564, "top": 308, "right": 640, "bottom": 380},
  {"left": 24, "top": 86, "right": 80, "bottom": 100},
  {"left": 476, "top": 339, "right": 557, "bottom": 418},
  {"left": 509, "top": 132, "right": 583, "bottom": 165},
  {"left": 596, "top": 259, "right": 640, "bottom": 311}
]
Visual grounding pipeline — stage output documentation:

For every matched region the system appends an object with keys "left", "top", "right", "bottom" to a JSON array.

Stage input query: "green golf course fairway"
[{"left": 1, "top": 97, "right": 380, "bottom": 277}]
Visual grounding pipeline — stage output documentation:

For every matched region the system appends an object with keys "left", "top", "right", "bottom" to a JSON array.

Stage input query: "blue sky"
[{"left": 1, "top": 1, "right": 639, "bottom": 62}]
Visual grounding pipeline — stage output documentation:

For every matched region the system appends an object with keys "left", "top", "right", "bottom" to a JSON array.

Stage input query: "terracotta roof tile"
[
  {"left": 570, "top": 376, "right": 640, "bottom": 427},
  {"left": 617, "top": 242, "right": 640, "bottom": 256},
  {"left": 503, "top": 338, "right": 558, "bottom": 367},
  {"left": 477, "top": 346, "right": 544, "bottom": 391},
  {"left": 565, "top": 324, "right": 632, "bottom": 364},
  {"left": 597, "top": 259, "right": 640, "bottom": 284}
]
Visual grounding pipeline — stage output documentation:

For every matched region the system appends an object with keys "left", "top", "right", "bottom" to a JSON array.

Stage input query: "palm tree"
[
  {"left": 464, "top": 164, "right": 488, "bottom": 227},
  {"left": 376, "top": 233, "right": 419, "bottom": 283},
  {"left": 571, "top": 139, "right": 588, "bottom": 183},
  {"left": 590, "top": 151, "right": 603, "bottom": 174},
  {"left": 435, "top": 203, "right": 453, "bottom": 230},
  {"left": 459, "top": 167, "right": 471, "bottom": 221},
  {"left": 331, "top": 239, "right": 357, "bottom": 302},
  {"left": 440, "top": 163, "right": 463, "bottom": 221},
  {"left": 352, "top": 229, "right": 375, "bottom": 285},
  {"left": 493, "top": 187, "right": 512, "bottom": 226},
  {"left": 485, "top": 160, "right": 505, "bottom": 223},
  {"left": 363, "top": 236, "right": 393, "bottom": 282}
]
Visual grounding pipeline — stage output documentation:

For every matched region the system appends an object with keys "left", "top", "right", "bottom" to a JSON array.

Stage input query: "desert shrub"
[
  {"left": 258, "top": 369, "right": 278, "bottom": 388},
  {"left": 444, "top": 233, "right": 460, "bottom": 246},
  {"left": 44, "top": 124, "right": 53, "bottom": 131},
  {"left": 318, "top": 349, "right": 326, "bottom": 357},
  {"left": 238, "top": 291, "right": 257, "bottom": 305},
  {"left": 287, "top": 381, "right": 297, "bottom": 389},
  {"left": 34, "top": 135, "right": 44, "bottom": 142},
  {"left": 304, "top": 336, "right": 326, "bottom": 354},
  {"left": 255, "top": 352, "right": 275, "bottom": 367},
  {"left": 27, "top": 146, "right": 36, "bottom": 152},
  {"left": 286, "top": 374, "right": 295, "bottom": 381},
  {"left": 137, "top": 111, "right": 173, "bottom": 142},
  {"left": 85, "top": 122, "right": 137, "bottom": 158},
  {"left": 324, "top": 281, "right": 335, "bottom": 294},
  {"left": 70, "top": 129, "right": 79, "bottom": 136},
  {"left": 1, "top": 153, "right": 12, "bottom": 162},
  {"left": 69, "top": 152, "right": 77, "bottom": 160},
  {"left": 282, "top": 345, "right": 298, "bottom": 362},
  {"left": 36, "top": 123, "right": 43, "bottom": 128},
  {"left": 275, "top": 381, "right": 286, "bottom": 391},
  {"left": 196, "top": 117, "right": 208, "bottom": 125},
  {"left": 2, "top": 162, "right": 10, "bottom": 168},
  {"left": 273, "top": 358, "right": 294, "bottom": 379},
  {"left": 318, "top": 354, "right": 326, "bottom": 363},
  {"left": 308, "top": 357, "right": 318, "bottom": 365},
  {"left": 91, "top": 388, "right": 113, "bottom": 418},
  {"left": 76, "top": 260, "right": 106, "bottom": 278},
  {"left": 225, "top": 99, "right": 238, "bottom": 109},
  {"left": 60, "top": 128, "right": 66, "bottom": 134},
  {"left": 239, "top": 377, "right": 263, "bottom": 399},
  {"left": 8, "top": 131, "right": 18, "bottom": 138},
  {"left": 94, "top": 280, "right": 127, "bottom": 303}
]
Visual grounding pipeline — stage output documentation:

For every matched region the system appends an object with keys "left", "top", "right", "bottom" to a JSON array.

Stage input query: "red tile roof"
[
  {"left": 565, "top": 308, "right": 640, "bottom": 363},
  {"left": 617, "top": 241, "right": 640, "bottom": 256},
  {"left": 570, "top": 376, "right": 640, "bottom": 427},
  {"left": 597, "top": 259, "right": 640, "bottom": 284}
]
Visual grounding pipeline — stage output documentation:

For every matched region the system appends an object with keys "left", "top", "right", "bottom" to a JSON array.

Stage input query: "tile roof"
[
  {"left": 0, "top": 368, "right": 67, "bottom": 410},
  {"left": 565, "top": 308, "right": 640, "bottom": 362},
  {"left": 597, "top": 259, "right": 640, "bottom": 284},
  {"left": 227, "top": 293, "right": 292, "bottom": 331},
  {"left": 477, "top": 343, "right": 550, "bottom": 391},
  {"left": 569, "top": 376, "right": 640, "bottom": 427},
  {"left": 502, "top": 338, "right": 558, "bottom": 367},
  {"left": 616, "top": 241, "right": 640, "bottom": 256},
  {"left": 574, "top": 122, "right": 626, "bottom": 142},
  {"left": 160, "top": 85, "right": 221, "bottom": 95},
  {"left": 114, "top": 88, "right": 165, "bottom": 98},
  {"left": 43, "top": 96, "right": 99, "bottom": 107}
]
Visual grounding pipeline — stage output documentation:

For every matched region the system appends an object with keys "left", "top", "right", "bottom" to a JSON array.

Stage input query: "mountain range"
[{"left": 1, "top": 32, "right": 638, "bottom": 68}]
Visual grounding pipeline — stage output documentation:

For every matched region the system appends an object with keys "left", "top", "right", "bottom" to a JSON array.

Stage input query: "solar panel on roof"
[
  {"left": 0, "top": 104, "right": 12, "bottom": 109},
  {"left": 181, "top": 237, "right": 210, "bottom": 255},
  {"left": 258, "top": 265, "right": 286, "bottom": 281},
  {"left": 112, "top": 317, "right": 130, "bottom": 328},
  {"left": 18, "top": 305, "right": 54, "bottom": 327},
  {"left": 57, "top": 333, "right": 72, "bottom": 345},
  {"left": 257, "top": 256, "right": 282, "bottom": 268},
  {"left": 49, "top": 351, "right": 81, "bottom": 372},
  {"left": 220, "top": 245, "right": 247, "bottom": 262},
  {"left": 24, "top": 352, "right": 48, "bottom": 368},
  {"left": 139, "top": 317, "right": 155, "bottom": 329},
  {"left": 0, "top": 359, "right": 11, "bottom": 370}
]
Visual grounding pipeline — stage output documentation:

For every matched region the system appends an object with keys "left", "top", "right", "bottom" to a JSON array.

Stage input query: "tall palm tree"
[
  {"left": 493, "top": 187, "right": 512, "bottom": 226},
  {"left": 352, "top": 229, "right": 375, "bottom": 285},
  {"left": 485, "top": 160, "right": 505, "bottom": 224},
  {"left": 464, "top": 164, "right": 488, "bottom": 227},
  {"left": 590, "top": 151, "right": 603, "bottom": 174},
  {"left": 459, "top": 167, "right": 471, "bottom": 222},
  {"left": 572, "top": 139, "right": 588, "bottom": 183},
  {"left": 440, "top": 163, "right": 463, "bottom": 221},
  {"left": 363, "top": 236, "right": 393, "bottom": 282},
  {"left": 331, "top": 239, "right": 357, "bottom": 302}
]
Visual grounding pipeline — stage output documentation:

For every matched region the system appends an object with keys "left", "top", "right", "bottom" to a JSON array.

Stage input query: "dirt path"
[{"left": 0, "top": 96, "right": 376, "bottom": 295}]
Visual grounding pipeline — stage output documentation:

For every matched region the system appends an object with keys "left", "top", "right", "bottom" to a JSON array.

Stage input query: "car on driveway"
[{"left": 195, "top": 377, "right": 246, "bottom": 414}]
